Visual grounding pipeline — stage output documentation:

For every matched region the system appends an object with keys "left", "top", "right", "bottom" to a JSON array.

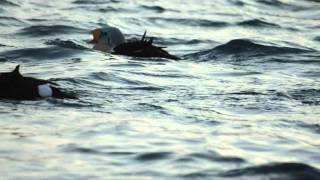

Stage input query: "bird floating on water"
[
  {"left": 90, "top": 26, "right": 179, "bottom": 60},
  {"left": 0, "top": 65, "right": 75, "bottom": 100}
]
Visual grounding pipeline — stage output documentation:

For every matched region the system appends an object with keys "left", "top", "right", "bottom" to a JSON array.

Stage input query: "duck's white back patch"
[{"left": 38, "top": 84, "right": 53, "bottom": 97}]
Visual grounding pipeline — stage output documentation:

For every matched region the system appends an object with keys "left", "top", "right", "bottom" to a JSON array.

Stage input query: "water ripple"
[
  {"left": 0, "top": 47, "right": 83, "bottom": 60},
  {"left": 0, "top": 0, "right": 18, "bottom": 6},
  {"left": 45, "top": 39, "right": 89, "bottom": 50},
  {"left": 135, "top": 152, "right": 172, "bottom": 162},
  {"left": 0, "top": 16, "right": 25, "bottom": 26},
  {"left": 148, "top": 17, "right": 229, "bottom": 28},
  {"left": 18, "top": 25, "right": 86, "bottom": 37},
  {"left": 186, "top": 39, "right": 315, "bottom": 61},
  {"left": 219, "top": 162, "right": 320, "bottom": 180},
  {"left": 289, "top": 89, "right": 320, "bottom": 105},
  {"left": 237, "top": 19, "right": 280, "bottom": 28},
  {"left": 1, "top": 0, "right": 320, "bottom": 179},
  {"left": 141, "top": 5, "right": 166, "bottom": 13}
]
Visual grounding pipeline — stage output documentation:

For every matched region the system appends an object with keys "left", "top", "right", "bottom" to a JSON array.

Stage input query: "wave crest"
[
  {"left": 185, "top": 39, "right": 314, "bottom": 61},
  {"left": 18, "top": 25, "right": 85, "bottom": 37}
]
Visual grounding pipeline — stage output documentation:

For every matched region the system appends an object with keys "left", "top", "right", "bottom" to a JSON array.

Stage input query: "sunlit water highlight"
[{"left": 0, "top": 0, "right": 320, "bottom": 179}]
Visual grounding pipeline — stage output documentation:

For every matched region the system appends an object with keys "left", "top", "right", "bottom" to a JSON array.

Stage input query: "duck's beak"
[{"left": 89, "top": 29, "right": 101, "bottom": 43}]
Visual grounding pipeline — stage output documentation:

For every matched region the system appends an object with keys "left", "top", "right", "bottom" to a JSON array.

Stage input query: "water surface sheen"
[{"left": 0, "top": 0, "right": 320, "bottom": 179}]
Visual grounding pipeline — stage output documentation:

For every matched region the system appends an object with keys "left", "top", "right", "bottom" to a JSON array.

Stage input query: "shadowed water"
[{"left": 0, "top": 0, "right": 320, "bottom": 179}]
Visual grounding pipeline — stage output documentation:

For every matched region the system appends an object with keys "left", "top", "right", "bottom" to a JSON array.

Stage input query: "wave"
[
  {"left": 289, "top": 89, "right": 320, "bottom": 105},
  {"left": 135, "top": 152, "right": 172, "bottom": 161},
  {"left": 0, "top": 57, "right": 7, "bottom": 62},
  {"left": 45, "top": 39, "right": 88, "bottom": 50},
  {"left": 63, "top": 144, "right": 103, "bottom": 155},
  {"left": 219, "top": 162, "right": 320, "bottom": 180},
  {"left": 72, "top": 0, "right": 119, "bottom": 4},
  {"left": 181, "top": 162, "right": 320, "bottom": 179},
  {"left": 141, "top": 5, "right": 166, "bottom": 13},
  {"left": 0, "top": 16, "right": 25, "bottom": 26},
  {"left": 302, "top": 71, "right": 320, "bottom": 78},
  {"left": 237, "top": 19, "right": 280, "bottom": 28},
  {"left": 256, "top": 0, "right": 309, "bottom": 11},
  {"left": 18, "top": 25, "right": 86, "bottom": 37},
  {"left": 125, "top": 86, "right": 163, "bottom": 91},
  {"left": 148, "top": 17, "right": 229, "bottom": 28},
  {"left": 257, "top": 0, "right": 289, "bottom": 7},
  {"left": 0, "top": 47, "right": 83, "bottom": 61},
  {"left": 266, "top": 56, "right": 320, "bottom": 64},
  {"left": 0, "top": 0, "right": 18, "bottom": 6},
  {"left": 213, "top": 39, "right": 311, "bottom": 54},
  {"left": 298, "top": 122, "right": 320, "bottom": 134},
  {"left": 185, "top": 151, "right": 245, "bottom": 163},
  {"left": 65, "top": 5, "right": 120, "bottom": 13},
  {"left": 89, "top": 72, "right": 149, "bottom": 86},
  {"left": 62, "top": 144, "right": 173, "bottom": 165},
  {"left": 130, "top": 71, "right": 196, "bottom": 79},
  {"left": 184, "top": 39, "right": 314, "bottom": 61}
]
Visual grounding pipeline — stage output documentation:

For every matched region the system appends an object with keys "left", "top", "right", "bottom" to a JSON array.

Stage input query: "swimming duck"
[
  {"left": 0, "top": 65, "right": 74, "bottom": 100},
  {"left": 90, "top": 26, "right": 179, "bottom": 60}
]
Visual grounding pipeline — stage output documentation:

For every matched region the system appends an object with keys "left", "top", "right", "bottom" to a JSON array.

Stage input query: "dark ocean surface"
[{"left": 0, "top": 0, "right": 320, "bottom": 179}]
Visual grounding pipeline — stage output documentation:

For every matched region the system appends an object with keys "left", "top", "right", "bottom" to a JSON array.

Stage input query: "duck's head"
[{"left": 90, "top": 26, "right": 125, "bottom": 49}]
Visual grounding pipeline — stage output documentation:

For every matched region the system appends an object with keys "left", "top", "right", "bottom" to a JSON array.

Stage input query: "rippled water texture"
[{"left": 0, "top": 0, "right": 320, "bottom": 179}]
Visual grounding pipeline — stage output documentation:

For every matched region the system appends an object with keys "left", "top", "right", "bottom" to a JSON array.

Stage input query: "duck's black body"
[
  {"left": 113, "top": 31, "right": 179, "bottom": 60},
  {"left": 0, "top": 65, "right": 73, "bottom": 100}
]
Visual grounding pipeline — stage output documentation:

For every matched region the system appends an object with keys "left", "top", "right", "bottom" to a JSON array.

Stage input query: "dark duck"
[
  {"left": 90, "top": 26, "right": 179, "bottom": 60},
  {"left": 0, "top": 65, "right": 74, "bottom": 100}
]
